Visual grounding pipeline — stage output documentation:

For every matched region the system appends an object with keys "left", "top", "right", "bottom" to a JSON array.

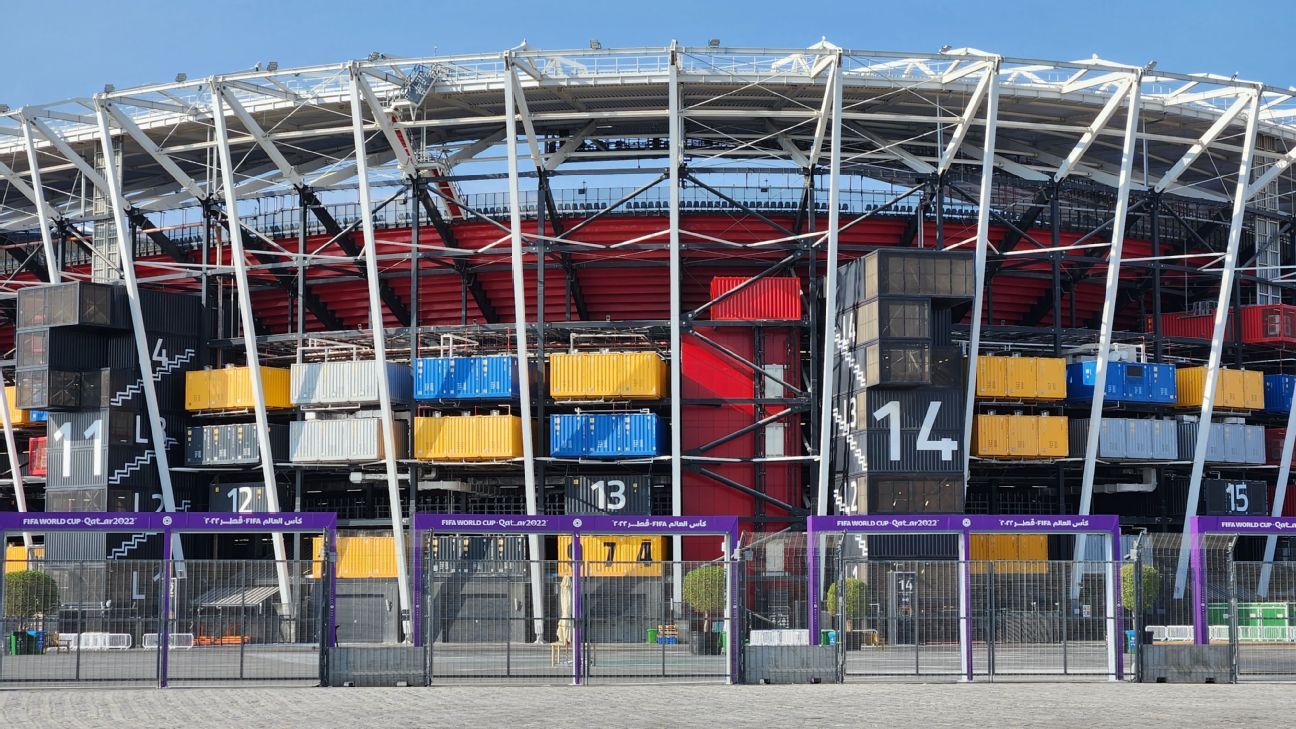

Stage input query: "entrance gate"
[
  {"left": 806, "top": 515, "right": 1123, "bottom": 681},
  {"left": 413, "top": 514, "right": 740, "bottom": 685},
  {"left": 1190, "top": 516, "right": 1296, "bottom": 681},
  {"left": 0, "top": 512, "right": 335, "bottom": 688}
]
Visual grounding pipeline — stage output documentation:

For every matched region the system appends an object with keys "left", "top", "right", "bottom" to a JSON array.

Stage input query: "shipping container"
[
  {"left": 16, "top": 281, "right": 120, "bottom": 330},
  {"left": 413, "top": 413, "right": 523, "bottom": 461},
  {"left": 290, "top": 361, "right": 413, "bottom": 407},
  {"left": 1007, "top": 415, "right": 1038, "bottom": 456},
  {"left": 708, "top": 276, "right": 802, "bottom": 320},
  {"left": 1069, "top": 418, "right": 1129, "bottom": 460},
  {"left": 564, "top": 474, "right": 652, "bottom": 515},
  {"left": 857, "top": 297, "right": 931, "bottom": 342},
  {"left": 1266, "top": 428, "right": 1296, "bottom": 466},
  {"left": 15, "top": 328, "right": 107, "bottom": 370},
  {"left": 14, "top": 368, "right": 82, "bottom": 411},
  {"left": 1066, "top": 360, "right": 1123, "bottom": 403},
  {"left": 976, "top": 356, "right": 1008, "bottom": 398},
  {"left": 185, "top": 366, "right": 293, "bottom": 411},
  {"left": 1177, "top": 422, "right": 1263, "bottom": 464},
  {"left": 1036, "top": 358, "right": 1067, "bottom": 400},
  {"left": 138, "top": 288, "right": 205, "bottom": 336},
  {"left": 412, "top": 355, "right": 519, "bottom": 401},
  {"left": 1151, "top": 420, "right": 1179, "bottom": 460},
  {"left": 27, "top": 436, "right": 47, "bottom": 477},
  {"left": 549, "top": 351, "right": 667, "bottom": 400},
  {"left": 1124, "top": 419, "right": 1154, "bottom": 460},
  {"left": 549, "top": 412, "right": 663, "bottom": 458},
  {"left": 855, "top": 475, "right": 963, "bottom": 514},
  {"left": 857, "top": 341, "right": 934, "bottom": 387},
  {"left": 44, "top": 532, "right": 107, "bottom": 562},
  {"left": 1245, "top": 426, "right": 1266, "bottom": 465},
  {"left": 970, "top": 534, "right": 1049, "bottom": 574},
  {"left": 287, "top": 417, "right": 409, "bottom": 463},
  {"left": 1264, "top": 375, "right": 1296, "bottom": 414},
  {"left": 858, "top": 249, "right": 974, "bottom": 300},
  {"left": 184, "top": 423, "right": 288, "bottom": 466},
  {"left": 311, "top": 536, "right": 402, "bottom": 579},
  {"left": 1067, "top": 360, "right": 1178, "bottom": 404},
  {"left": 1153, "top": 304, "right": 1296, "bottom": 346},
  {"left": 1147, "top": 363, "right": 1177, "bottom": 404},
  {"left": 5, "top": 386, "right": 35, "bottom": 427},
  {"left": 426, "top": 535, "right": 528, "bottom": 574},
  {"left": 1004, "top": 358, "right": 1038, "bottom": 400},
  {"left": 79, "top": 368, "right": 144, "bottom": 411},
  {"left": 1177, "top": 366, "right": 1261, "bottom": 410},
  {"left": 1038, "top": 415, "right": 1069, "bottom": 457},
  {"left": 972, "top": 414, "right": 1009, "bottom": 456}
]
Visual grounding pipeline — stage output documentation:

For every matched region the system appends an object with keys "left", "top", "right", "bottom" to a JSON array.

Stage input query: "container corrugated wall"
[
  {"left": 975, "top": 357, "right": 1065, "bottom": 400},
  {"left": 311, "top": 536, "right": 400, "bottom": 579},
  {"left": 973, "top": 414, "right": 1009, "bottom": 456},
  {"left": 975, "top": 415, "right": 1067, "bottom": 458},
  {"left": 1177, "top": 367, "right": 1261, "bottom": 409},
  {"left": 1177, "top": 422, "right": 1264, "bottom": 464},
  {"left": 183, "top": 423, "right": 289, "bottom": 466},
  {"left": 186, "top": 366, "right": 292, "bottom": 411},
  {"left": 288, "top": 417, "right": 410, "bottom": 462},
  {"left": 5, "top": 386, "right": 32, "bottom": 427},
  {"left": 1264, "top": 374, "right": 1296, "bottom": 414},
  {"left": 975, "top": 357, "right": 1007, "bottom": 398},
  {"left": 413, "top": 414, "right": 523, "bottom": 460},
  {"left": 412, "top": 356, "right": 518, "bottom": 400},
  {"left": 970, "top": 535, "right": 1048, "bottom": 574},
  {"left": 549, "top": 413, "right": 663, "bottom": 458},
  {"left": 27, "top": 437, "right": 47, "bottom": 477},
  {"left": 549, "top": 352, "right": 667, "bottom": 400},
  {"left": 290, "top": 361, "right": 413, "bottom": 407},
  {"left": 708, "top": 276, "right": 802, "bottom": 320}
]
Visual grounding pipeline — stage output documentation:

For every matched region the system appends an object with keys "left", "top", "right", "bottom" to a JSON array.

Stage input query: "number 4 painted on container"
[{"left": 872, "top": 400, "right": 958, "bottom": 462}]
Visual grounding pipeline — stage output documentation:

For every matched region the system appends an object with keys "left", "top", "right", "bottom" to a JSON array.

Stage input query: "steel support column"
[
  {"left": 19, "top": 115, "right": 62, "bottom": 283},
  {"left": 814, "top": 53, "right": 842, "bottom": 516},
  {"left": 961, "top": 61, "right": 1001, "bottom": 489},
  {"left": 211, "top": 83, "right": 294, "bottom": 609},
  {"left": 1174, "top": 91, "right": 1262, "bottom": 599},
  {"left": 0, "top": 377, "right": 31, "bottom": 546},
  {"left": 503, "top": 55, "right": 546, "bottom": 638},
  {"left": 348, "top": 66, "right": 413, "bottom": 633},
  {"left": 668, "top": 48, "right": 685, "bottom": 597},
  {"left": 93, "top": 101, "right": 185, "bottom": 565}
]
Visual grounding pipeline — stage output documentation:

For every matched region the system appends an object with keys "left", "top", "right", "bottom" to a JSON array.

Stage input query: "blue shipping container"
[
  {"left": 413, "top": 356, "right": 518, "bottom": 400},
  {"left": 549, "top": 413, "right": 663, "bottom": 458},
  {"left": 1146, "top": 363, "right": 1178, "bottom": 404},
  {"left": 1067, "top": 361, "right": 1125, "bottom": 402},
  {"left": 29, "top": 410, "right": 48, "bottom": 422},
  {"left": 1067, "top": 361, "right": 1176, "bottom": 404},
  {"left": 1265, "top": 374, "right": 1296, "bottom": 414}
]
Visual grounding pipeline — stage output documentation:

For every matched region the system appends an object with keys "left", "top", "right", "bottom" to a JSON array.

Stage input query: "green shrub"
[
  {"left": 1122, "top": 563, "right": 1161, "bottom": 611},
  {"left": 4, "top": 570, "right": 59, "bottom": 618},
  {"left": 682, "top": 565, "right": 726, "bottom": 617},
  {"left": 826, "top": 578, "right": 867, "bottom": 620}
]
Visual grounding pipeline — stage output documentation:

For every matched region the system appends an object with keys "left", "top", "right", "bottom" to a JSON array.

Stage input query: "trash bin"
[
  {"left": 1125, "top": 629, "right": 1137, "bottom": 652},
  {"left": 820, "top": 629, "right": 838, "bottom": 645},
  {"left": 8, "top": 631, "right": 38, "bottom": 656},
  {"left": 647, "top": 627, "right": 659, "bottom": 644}
]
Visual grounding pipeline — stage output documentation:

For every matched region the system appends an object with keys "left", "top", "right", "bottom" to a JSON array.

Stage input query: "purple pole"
[
  {"left": 1190, "top": 517, "right": 1208, "bottom": 645},
  {"left": 805, "top": 523, "right": 820, "bottom": 645},
  {"left": 411, "top": 523, "right": 422, "bottom": 647},
  {"left": 1111, "top": 524, "right": 1124, "bottom": 679},
  {"left": 727, "top": 529, "right": 739, "bottom": 684},
  {"left": 327, "top": 526, "right": 338, "bottom": 649},
  {"left": 961, "top": 529, "right": 973, "bottom": 682},
  {"left": 571, "top": 533, "right": 583, "bottom": 685},
  {"left": 158, "top": 527, "right": 173, "bottom": 688}
]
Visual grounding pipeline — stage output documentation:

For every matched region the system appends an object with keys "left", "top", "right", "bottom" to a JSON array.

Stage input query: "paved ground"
[{"left": 2, "top": 683, "right": 1295, "bottom": 728}]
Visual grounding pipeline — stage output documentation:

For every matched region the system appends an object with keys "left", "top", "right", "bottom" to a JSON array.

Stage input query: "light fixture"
[
  {"left": 175, "top": 73, "right": 187, "bottom": 83},
  {"left": 267, "top": 61, "right": 278, "bottom": 72},
  {"left": 368, "top": 51, "right": 382, "bottom": 62},
  {"left": 0, "top": 104, "right": 9, "bottom": 113},
  {"left": 708, "top": 39, "right": 720, "bottom": 48},
  {"left": 589, "top": 40, "right": 602, "bottom": 50},
  {"left": 103, "top": 83, "right": 115, "bottom": 94},
  {"left": 938, "top": 44, "right": 952, "bottom": 53}
]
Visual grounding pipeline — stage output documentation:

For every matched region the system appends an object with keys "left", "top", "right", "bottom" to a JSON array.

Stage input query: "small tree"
[
  {"left": 826, "top": 578, "right": 868, "bottom": 631},
  {"left": 682, "top": 565, "right": 726, "bottom": 629},
  {"left": 4, "top": 570, "right": 60, "bottom": 629},
  {"left": 1122, "top": 563, "right": 1162, "bottom": 614}
]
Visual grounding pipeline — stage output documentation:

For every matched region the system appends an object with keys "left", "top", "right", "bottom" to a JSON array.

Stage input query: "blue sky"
[{"left": 0, "top": 0, "right": 1291, "bottom": 107}]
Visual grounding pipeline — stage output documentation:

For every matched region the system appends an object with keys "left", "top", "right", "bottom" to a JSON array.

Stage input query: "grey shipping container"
[
  {"left": 858, "top": 249, "right": 974, "bottom": 301},
  {"left": 186, "top": 423, "right": 288, "bottom": 466},
  {"left": 17, "top": 281, "right": 121, "bottom": 330},
  {"left": 290, "top": 361, "right": 413, "bottom": 407},
  {"left": 856, "top": 297, "right": 932, "bottom": 343},
  {"left": 1125, "top": 419, "right": 1153, "bottom": 460},
  {"left": 1069, "top": 418, "right": 1129, "bottom": 460},
  {"left": 43, "top": 486, "right": 109, "bottom": 512},
  {"left": 1244, "top": 425, "right": 1266, "bottom": 464},
  {"left": 45, "top": 532, "right": 107, "bottom": 561},
  {"left": 1178, "top": 422, "right": 1232, "bottom": 463},
  {"left": 839, "top": 474, "right": 963, "bottom": 514},
  {"left": 15, "top": 367, "right": 82, "bottom": 410},
  {"left": 15, "top": 328, "right": 108, "bottom": 370},
  {"left": 840, "top": 341, "right": 934, "bottom": 388},
  {"left": 288, "top": 417, "right": 410, "bottom": 463},
  {"left": 1151, "top": 420, "right": 1179, "bottom": 460}
]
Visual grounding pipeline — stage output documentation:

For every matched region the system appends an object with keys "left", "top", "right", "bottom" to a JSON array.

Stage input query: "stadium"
[{"left": 2, "top": 41, "right": 1296, "bottom": 686}]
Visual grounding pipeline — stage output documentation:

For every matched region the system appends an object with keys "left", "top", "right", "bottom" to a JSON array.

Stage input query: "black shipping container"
[
  {"left": 858, "top": 249, "right": 974, "bottom": 301},
  {"left": 138, "top": 288, "right": 205, "bottom": 336},
  {"left": 838, "top": 341, "right": 936, "bottom": 388},
  {"left": 187, "top": 423, "right": 288, "bottom": 466},
  {"left": 564, "top": 474, "right": 652, "bottom": 515},
  {"left": 15, "top": 367, "right": 82, "bottom": 410},
  {"left": 17, "top": 281, "right": 122, "bottom": 330},
  {"left": 844, "top": 387, "right": 964, "bottom": 433},
  {"left": 856, "top": 297, "right": 932, "bottom": 343},
  {"left": 866, "top": 534, "right": 960, "bottom": 561},
  {"left": 44, "top": 485, "right": 109, "bottom": 512},
  {"left": 930, "top": 305, "right": 954, "bottom": 346},
  {"left": 80, "top": 368, "right": 142, "bottom": 411},
  {"left": 15, "top": 328, "right": 108, "bottom": 370}
]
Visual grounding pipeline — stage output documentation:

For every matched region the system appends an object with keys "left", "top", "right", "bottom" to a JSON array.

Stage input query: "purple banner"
[
  {"left": 414, "top": 513, "right": 738, "bottom": 537},
  {"left": 1192, "top": 515, "right": 1296, "bottom": 536},
  {"left": 0, "top": 511, "right": 336, "bottom": 533}
]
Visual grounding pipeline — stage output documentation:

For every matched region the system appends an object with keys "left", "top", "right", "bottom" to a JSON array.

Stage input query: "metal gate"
[
  {"left": 164, "top": 559, "right": 323, "bottom": 686},
  {"left": 972, "top": 560, "right": 1117, "bottom": 680},
  {"left": 1223, "top": 561, "right": 1296, "bottom": 681}
]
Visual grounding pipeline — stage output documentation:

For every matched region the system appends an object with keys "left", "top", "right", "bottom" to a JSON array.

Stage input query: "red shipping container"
[
  {"left": 1268, "top": 484, "right": 1296, "bottom": 518},
  {"left": 28, "top": 436, "right": 46, "bottom": 477},
  {"left": 1266, "top": 428, "right": 1296, "bottom": 467},
  {"left": 709, "top": 276, "right": 802, "bottom": 320},
  {"left": 1241, "top": 304, "right": 1296, "bottom": 345}
]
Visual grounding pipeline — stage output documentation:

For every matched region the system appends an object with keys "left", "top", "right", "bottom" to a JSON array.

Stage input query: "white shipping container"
[{"left": 288, "top": 417, "right": 410, "bottom": 462}]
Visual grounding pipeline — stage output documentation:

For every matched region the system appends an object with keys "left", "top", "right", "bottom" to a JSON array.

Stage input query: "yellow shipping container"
[
  {"left": 5, "top": 386, "right": 31, "bottom": 427},
  {"left": 973, "top": 414, "right": 1010, "bottom": 456},
  {"left": 1242, "top": 370, "right": 1265, "bottom": 410},
  {"left": 1037, "top": 415, "right": 1069, "bottom": 457},
  {"left": 310, "top": 536, "right": 399, "bottom": 579},
  {"left": 1004, "top": 358, "right": 1038, "bottom": 400},
  {"left": 1177, "top": 366, "right": 1256, "bottom": 409},
  {"left": 549, "top": 352, "right": 667, "bottom": 400},
  {"left": 970, "top": 535, "right": 1047, "bottom": 575},
  {"left": 414, "top": 414, "right": 523, "bottom": 461},
  {"left": 1007, "top": 415, "right": 1039, "bottom": 456},
  {"left": 976, "top": 356, "right": 1008, "bottom": 398},
  {"left": 4, "top": 544, "right": 44, "bottom": 573},
  {"left": 557, "top": 535, "right": 665, "bottom": 578},
  {"left": 1035, "top": 357, "right": 1067, "bottom": 400},
  {"left": 186, "top": 366, "right": 293, "bottom": 411}
]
